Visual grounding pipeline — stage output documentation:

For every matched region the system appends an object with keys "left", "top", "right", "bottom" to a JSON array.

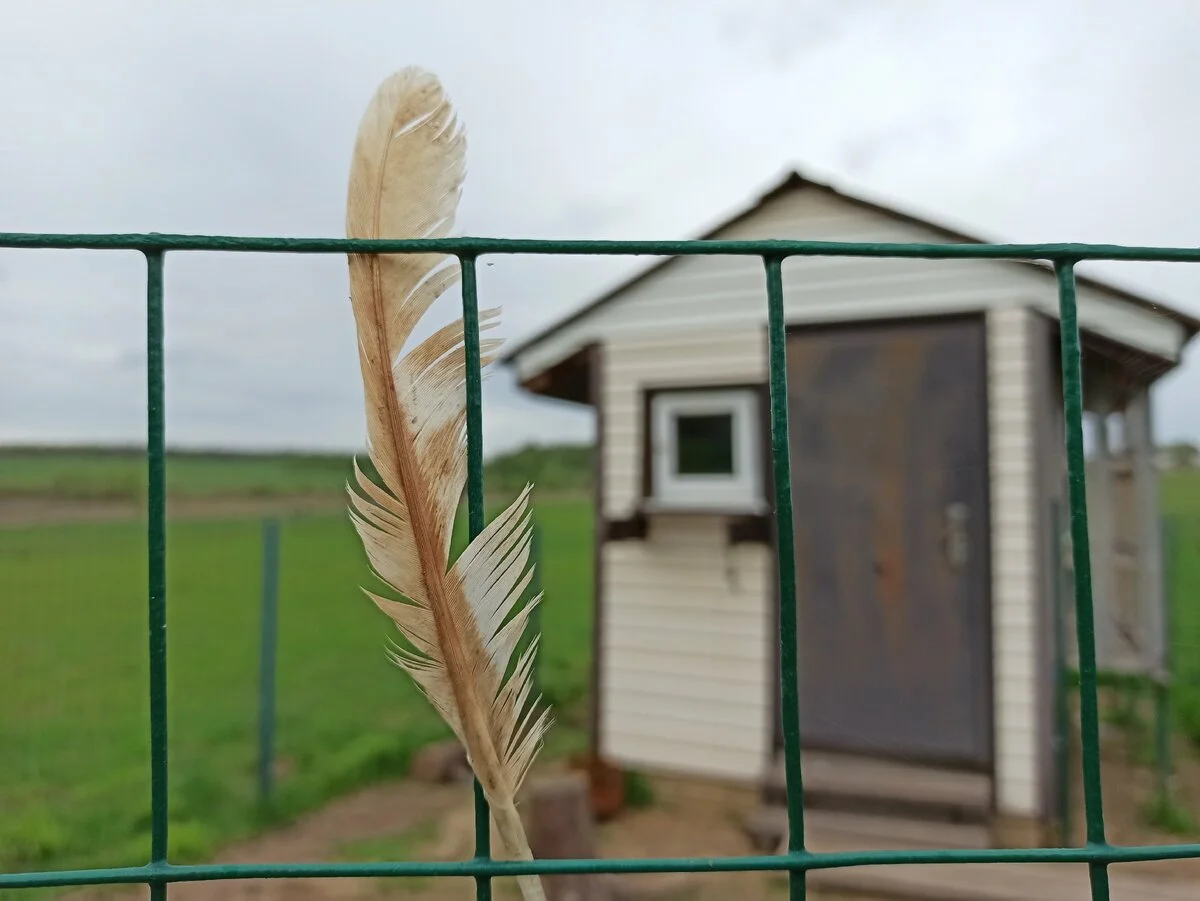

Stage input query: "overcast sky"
[{"left": 2, "top": 0, "right": 1199, "bottom": 457}]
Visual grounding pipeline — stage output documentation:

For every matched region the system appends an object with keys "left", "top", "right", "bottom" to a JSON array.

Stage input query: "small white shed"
[{"left": 500, "top": 171, "right": 1200, "bottom": 845}]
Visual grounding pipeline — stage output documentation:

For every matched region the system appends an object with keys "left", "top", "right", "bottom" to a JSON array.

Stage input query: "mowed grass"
[
  {"left": 1163, "top": 471, "right": 1200, "bottom": 740},
  {"left": 0, "top": 445, "right": 593, "bottom": 501},
  {"left": 0, "top": 448, "right": 357, "bottom": 501},
  {"left": 0, "top": 496, "right": 593, "bottom": 875},
  {"left": 1, "top": 448, "right": 1198, "bottom": 880}
]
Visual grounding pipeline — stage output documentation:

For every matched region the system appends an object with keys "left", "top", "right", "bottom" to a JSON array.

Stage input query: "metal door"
[{"left": 785, "top": 316, "right": 992, "bottom": 766}]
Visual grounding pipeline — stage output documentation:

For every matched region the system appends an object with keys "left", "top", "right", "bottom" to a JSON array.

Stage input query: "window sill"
[
  {"left": 603, "top": 503, "right": 773, "bottom": 544},
  {"left": 640, "top": 497, "right": 769, "bottom": 517}
]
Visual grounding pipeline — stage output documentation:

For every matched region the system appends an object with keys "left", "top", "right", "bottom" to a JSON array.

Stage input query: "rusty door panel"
[{"left": 786, "top": 316, "right": 991, "bottom": 767}]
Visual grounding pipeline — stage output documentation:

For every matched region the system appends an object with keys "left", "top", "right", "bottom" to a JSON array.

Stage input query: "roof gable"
[{"left": 500, "top": 170, "right": 1200, "bottom": 371}]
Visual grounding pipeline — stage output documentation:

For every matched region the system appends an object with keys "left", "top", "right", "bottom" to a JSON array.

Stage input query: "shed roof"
[{"left": 499, "top": 170, "right": 1200, "bottom": 367}]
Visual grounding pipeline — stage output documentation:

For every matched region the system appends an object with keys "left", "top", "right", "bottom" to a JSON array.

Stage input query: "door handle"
[{"left": 943, "top": 502, "right": 969, "bottom": 570}]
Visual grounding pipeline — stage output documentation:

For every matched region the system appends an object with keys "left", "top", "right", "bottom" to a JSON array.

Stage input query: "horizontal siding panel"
[
  {"left": 987, "top": 305, "right": 1039, "bottom": 818},
  {"left": 604, "top": 732, "right": 765, "bottom": 782},
  {"left": 596, "top": 293, "right": 1010, "bottom": 336},
  {"left": 606, "top": 606, "right": 765, "bottom": 641},
  {"left": 607, "top": 568, "right": 772, "bottom": 596},
  {"left": 994, "top": 608, "right": 1036, "bottom": 631},
  {"left": 990, "top": 431, "right": 1034, "bottom": 451},
  {"left": 597, "top": 380, "right": 773, "bottom": 792},
  {"left": 607, "top": 647, "right": 769, "bottom": 684},
  {"left": 994, "top": 659, "right": 1036, "bottom": 684},
  {"left": 607, "top": 350, "right": 764, "bottom": 372},
  {"left": 604, "top": 623, "right": 766, "bottom": 660},
  {"left": 604, "top": 668, "right": 765, "bottom": 701},
  {"left": 997, "top": 742, "right": 1037, "bottom": 763},
  {"left": 603, "top": 691, "right": 769, "bottom": 732},
  {"left": 606, "top": 334, "right": 763, "bottom": 355},
  {"left": 600, "top": 327, "right": 766, "bottom": 521},
  {"left": 603, "top": 706, "right": 765, "bottom": 750},
  {"left": 607, "top": 350, "right": 761, "bottom": 372},
  {"left": 606, "top": 559, "right": 768, "bottom": 588},
  {"left": 605, "top": 324, "right": 765, "bottom": 347},
  {"left": 606, "top": 580, "right": 772, "bottom": 605},
  {"left": 996, "top": 743, "right": 1036, "bottom": 765}
]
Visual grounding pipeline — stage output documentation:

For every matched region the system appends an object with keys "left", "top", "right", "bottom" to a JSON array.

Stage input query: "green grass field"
[
  {"left": 0, "top": 447, "right": 1198, "bottom": 881},
  {"left": 0, "top": 444, "right": 593, "bottom": 501},
  {"left": 1163, "top": 471, "right": 1200, "bottom": 741},
  {"left": 0, "top": 448, "right": 356, "bottom": 501},
  {"left": 0, "top": 496, "right": 593, "bottom": 875}
]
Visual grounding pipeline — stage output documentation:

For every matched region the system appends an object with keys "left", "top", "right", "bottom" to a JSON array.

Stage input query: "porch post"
[
  {"left": 1125, "top": 387, "right": 1167, "bottom": 679},
  {"left": 1086, "top": 409, "right": 1117, "bottom": 668}
]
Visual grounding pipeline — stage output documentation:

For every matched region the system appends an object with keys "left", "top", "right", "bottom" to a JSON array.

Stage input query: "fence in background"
[
  {"left": 1052, "top": 502, "right": 1200, "bottom": 846},
  {"left": 2, "top": 231, "right": 1200, "bottom": 901},
  {"left": 257, "top": 517, "right": 282, "bottom": 803},
  {"left": 250, "top": 516, "right": 544, "bottom": 805}
]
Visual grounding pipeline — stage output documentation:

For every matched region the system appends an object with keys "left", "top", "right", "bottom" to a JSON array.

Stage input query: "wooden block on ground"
[
  {"left": 990, "top": 813, "right": 1051, "bottom": 849},
  {"left": 527, "top": 772, "right": 610, "bottom": 901},
  {"left": 409, "top": 739, "right": 470, "bottom": 784}
]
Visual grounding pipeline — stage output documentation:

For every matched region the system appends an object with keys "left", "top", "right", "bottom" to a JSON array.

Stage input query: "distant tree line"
[{"left": 1158, "top": 442, "right": 1199, "bottom": 470}]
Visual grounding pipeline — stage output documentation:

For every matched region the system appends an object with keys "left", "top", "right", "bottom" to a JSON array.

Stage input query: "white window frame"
[{"left": 647, "top": 387, "right": 764, "bottom": 513}]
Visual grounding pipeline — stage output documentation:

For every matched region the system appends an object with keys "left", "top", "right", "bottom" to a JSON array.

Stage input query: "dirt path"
[
  {"left": 71, "top": 780, "right": 469, "bottom": 901},
  {"left": 63, "top": 742, "right": 1200, "bottom": 901},
  {"left": 66, "top": 776, "right": 871, "bottom": 901}
]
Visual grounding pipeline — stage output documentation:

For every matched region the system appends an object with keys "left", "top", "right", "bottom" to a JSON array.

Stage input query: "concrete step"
[
  {"left": 765, "top": 751, "right": 991, "bottom": 823},
  {"left": 744, "top": 805, "right": 992, "bottom": 853}
]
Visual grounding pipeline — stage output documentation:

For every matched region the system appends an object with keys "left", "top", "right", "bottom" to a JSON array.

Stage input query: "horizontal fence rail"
[
  {"left": 3, "top": 231, "right": 1200, "bottom": 901},
  {"left": 3, "top": 232, "right": 1200, "bottom": 261},
  {"left": 6, "top": 842, "right": 1200, "bottom": 890}
]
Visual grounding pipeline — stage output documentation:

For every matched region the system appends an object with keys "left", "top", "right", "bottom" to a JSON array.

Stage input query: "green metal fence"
[{"left": 3, "top": 232, "right": 1200, "bottom": 901}]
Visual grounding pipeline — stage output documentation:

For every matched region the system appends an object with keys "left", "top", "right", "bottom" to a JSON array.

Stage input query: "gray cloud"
[{"left": 1, "top": 0, "right": 1198, "bottom": 455}]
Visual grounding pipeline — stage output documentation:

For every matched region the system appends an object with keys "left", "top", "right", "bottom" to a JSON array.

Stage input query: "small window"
[
  {"left": 675, "top": 413, "right": 735, "bottom": 475},
  {"left": 648, "top": 388, "right": 763, "bottom": 512}
]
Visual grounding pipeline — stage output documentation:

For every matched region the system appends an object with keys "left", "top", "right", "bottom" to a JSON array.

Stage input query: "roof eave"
[{"left": 498, "top": 169, "right": 1200, "bottom": 369}]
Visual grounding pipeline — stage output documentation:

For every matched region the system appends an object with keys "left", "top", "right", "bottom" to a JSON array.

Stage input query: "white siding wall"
[
  {"left": 513, "top": 190, "right": 1187, "bottom": 384},
  {"left": 602, "top": 328, "right": 766, "bottom": 517},
  {"left": 539, "top": 187, "right": 1137, "bottom": 813},
  {"left": 987, "top": 306, "right": 1040, "bottom": 817},
  {"left": 600, "top": 328, "right": 773, "bottom": 781},
  {"left": 601, "top": 520, "right": 774, "bottom": 781}
]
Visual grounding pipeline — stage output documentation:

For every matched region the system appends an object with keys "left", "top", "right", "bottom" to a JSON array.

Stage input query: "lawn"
[
  {"left": 1, "top": 451, "right": 1197, "bottom": 882},
  {"left": 0, "top": 445, "right": 593, "bottom": 501},
  {"left": 1163, "top": 471, "right": 1200, "bottom": 742},
  {"left": 0, "top": 495, "right": 593, "bottom": 876},
  {"left": 0, "top": 448, "right": 357, "bottom": 501}
]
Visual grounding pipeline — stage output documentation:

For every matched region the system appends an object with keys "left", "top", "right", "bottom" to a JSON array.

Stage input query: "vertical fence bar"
[
  {"left": 1054, "top": 260, "right": 1110, "bottom": 901},
  {"left": 144, "top": 249, "right": 169, "bottom": 897},
  {"left": 1051, "top": 499, "right": 1073, "bottom": 844},
  {"left": 1155, "top": 516, "right": 1174, "bottom": 802},
  {"left": 257, "top": 517, "right": 282, "bottom": 803},
  {"left": 460, "top": 253, "right": 491, "bottom": 901},
  {"left": 763, "top": 255, "right": 806, "bottom": 901}
]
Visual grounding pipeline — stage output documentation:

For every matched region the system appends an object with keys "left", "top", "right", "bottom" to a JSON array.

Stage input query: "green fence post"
[
  {"left": 1055, "top": 260, "right": 1111, "bottom": 901},
  {"left": 1155, "top": 516, "right": 1174, "bottom": 803},
  {"left": 143, "top": 249, "right": 169, "bottom": 900},
  {"left": 258, "top": 516, "right": 282, "bottom": 804},
  {"left": 459, "top": 253, "right": 492, "bottom": 901},
  {"left": 1051, "top": 499, "right": 1073, "bottom": 845}
]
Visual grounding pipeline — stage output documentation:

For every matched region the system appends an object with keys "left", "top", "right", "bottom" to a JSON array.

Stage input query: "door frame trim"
[{"left": 767, "top": 311, "right": 996, "bottom": 777}]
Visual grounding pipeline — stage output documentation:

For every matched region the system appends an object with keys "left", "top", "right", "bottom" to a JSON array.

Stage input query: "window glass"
[{"left": 674, "top": 412, "right": 735, "bottom": 475}]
